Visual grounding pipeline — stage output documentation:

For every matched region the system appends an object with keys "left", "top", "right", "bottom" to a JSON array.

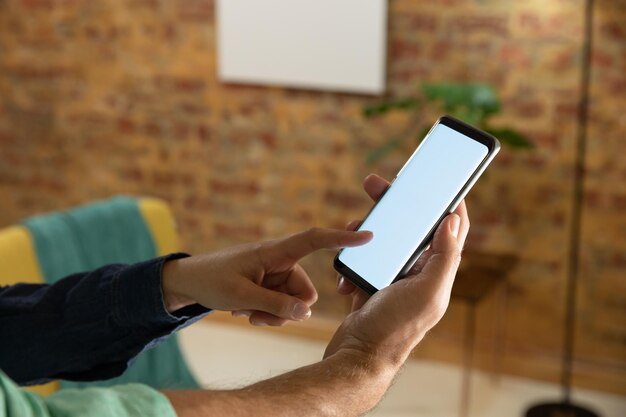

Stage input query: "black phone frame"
[{"left": 333, "top": 115, "right": 500, "bottom": 295}]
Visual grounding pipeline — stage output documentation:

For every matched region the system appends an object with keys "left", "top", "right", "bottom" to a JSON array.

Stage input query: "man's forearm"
[{"left": 163, "top": 350, "right": 396, "bottom": 417}]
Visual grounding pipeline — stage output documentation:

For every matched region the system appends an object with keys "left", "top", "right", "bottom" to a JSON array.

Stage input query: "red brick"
[
  {"left": 332, "top": 143, "right": 347, "bottom": 155},
  {"left": 551, "top": 210, "right": 566, "bottom": 227},
  {"left": 611, "top": 193, "right": 626, "bottom": 210},
  {"left": 214, "top": 222, "right": 262, "bottom": 241},
  {"left": 429, "top": 40, "right": 452, "bottom": 61},
  {"left": 525, "top": 155, "right": 547, "bottom": 170},
  {"left": 177, "top": 0, "right": 214, "bottom": 22},
  {"left": 163, "top": 23, "right": 176, "bottom": 42},
  {"left": 8, "top": 65, "right": 78, "bottom": 80},
  {"left": 534, "top": 185, "right": 561, "bottom": 202},
  {"left": 465, "top": 228, "right": 487, "bottom": 247},
  {"left": 117, "top": 117, "right": 135, "bottom": 134},
  {"left": 450, "top": 15, "right": 509, "bottom": 36},
  {"left": 495, "top": 152, "right": 513, "bottom": 168},
  {"left": 518, "top": 11, "right": 581, "bottom": 38},
  {"left": 499, "top": 44, "right": 531, "bottom": 67},
  {"left": 179, "top": 173, "right": 196, "bottom": 186},
  {"left": 178, "top": 102, "right": 207, "bottom": 115},
  {"left": 592, "top": 50, "right": 614, "bottom": 69},
  {"left": 120, "top": 167, "right": 144, "bottom": 182},
  {"left": 533, "top": 132, "right": 560, "bottom": 150},
  {"left": 170, "top": 122, "right": 189, "bottom": 139},
  {"left": 153, "top": 171, "right": 177, "bottom": 186},
  {"left": 601, "top": 21, "right": 626, "bottom": 41},
  {"left": 394, "top": 12, "right": 439, "bottom": 32},
  {"left": 20, "top": 0, "right": 54, "bottom": 10},
  {"left": 66, "top": 112, "right": 109, "bottom": 130},
  {"left": 584, "top": 190, "right": 604, "bottom": 209},
  {"left": 297, "top": 210, "right": 314, "bottom": 223},
  {"left": 0, "top": 130, "right": 15, "bottom": 144},
  {"left": 153, "top": 75, "right": 206, "bottom": 92},
  {"left": 435, "top": 0, "right": 465, "bottom": 6},
  {"left": 551, "top": 49, "right": 578, "bottom": 72},
  {"left": 183, "top": 195, "right": 214, "bottom": 211},
  {"left": 608, "top": 251, "right": 626, "bottom": 269},
  {"left": 476, "top": 210, "right": 503, "bottom": 226},
  {"left": 84, "top": 26, "right": 100, "bottom": 40},
  {"left": 391, "top": 39, "right": 421, "bottom": 59},
  {"left": 145, "top": 122, "right": 162, "bottom": 137},
  {"left": 324, "top": 189, "right": 366, "bottom": 210},
  {"left": 130, "top": 0, "right": 159, "bottom": 11},
  {"left": 157, "top": 149, "right": 170, "bottom": 163},
  {"left": 555, "top": 102, "right": 578, "bottom": 118},
  {"left": 239, "top": 101, "right": 267, "bottom": 116},
  {"left": 179, "top": 216, "right": 201, "bottom": 232},
  {"left": 609, "top": 77, "right": 626, "bottom": 94},
  {"left": 21, "top": 174, "right": 66, "bottom": 192},
  {"left": 210, "top": 179, "right": 260, "bottom": 195},
  {"left": 197, "top": 124, "right": 211, "bottom": 142},
  {"left": 546, "top": 13, "right": 580, "bottom": 38},
  {"left": 518, "top": 12, "right": 542, "bottom": 32},
  {"left": 509, "top": 100, "right": 545, "bottom": 119},
  {"left": 259, "top": 132, "right": 276, "bottom": 148}
]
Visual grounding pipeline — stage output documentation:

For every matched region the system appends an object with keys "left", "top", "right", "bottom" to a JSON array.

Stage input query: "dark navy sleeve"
[{"left": 0, "top": 253, "right": 210, "bottom": 386}]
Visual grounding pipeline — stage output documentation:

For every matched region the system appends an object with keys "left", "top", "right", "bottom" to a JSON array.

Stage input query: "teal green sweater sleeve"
[{"left": 0, "top": 371, "right": 176, "bottom": 417}]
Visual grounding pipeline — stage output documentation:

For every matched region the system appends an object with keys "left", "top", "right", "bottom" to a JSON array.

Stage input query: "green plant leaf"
[
  {"left": 421, "top": 83, "right": 500, "bottom": 121},
  {"left": 472, "top": 85, "right": 500, "bottom": 116},
  {"left": 485, "top": 128, "right": 534, "bottom": 149},
  {"left": 362, "top": 82, "right": 533, "bottom": 167},
  {"left": 363, "top": 98, "right": 420, "bottom": 118},
  {"left": 366, "top": 136, "right": 404, "bottom": 165}
]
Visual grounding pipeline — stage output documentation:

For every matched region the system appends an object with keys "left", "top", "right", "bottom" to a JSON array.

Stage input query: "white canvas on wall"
[{"left": 216, "top": 0, "right": 387, "bottom": 95}]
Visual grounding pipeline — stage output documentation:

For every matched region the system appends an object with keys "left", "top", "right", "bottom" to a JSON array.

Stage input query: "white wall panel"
[{"left": 216, "top": 0, "right": 387, "bottom": 94}]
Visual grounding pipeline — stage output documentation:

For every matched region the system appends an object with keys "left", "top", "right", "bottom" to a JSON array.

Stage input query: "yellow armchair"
[{"left": 0, "top": 197, "right": 183, "bottom": 395}]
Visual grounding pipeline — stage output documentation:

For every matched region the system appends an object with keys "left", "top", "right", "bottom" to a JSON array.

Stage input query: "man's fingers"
[
  {"left": 282, "top": 264, "right": 318, "bottom": 306},
  {"left": 232, "top": 309, "right": 252, "bottom": 318},
  {"left": 350, "top": 289, "right": 370, "bottom": 312},
  {"left": 233, "top": 309, "right": 290, "bottom": 327},
  {"left": 407, "top": 246, "right": 433, "bottom": 275},
  {"left": 451, "top": 200, "right": 470, "bottom": 247},
  {"left": 418, "top": 214, "right": 463, "bottom": 295},
  {"left": 337, "top": 275, "right": 370, "bottom": 311},
  {"left": 335, "top": 174, "right": 388, "bottom": 297},
  {"left": 336, "top": 219, "right": 362, "bottom": 294},
  {"left": 275, "top": 228, "right": 373, "bottom": 261},
  {"left": 345, "top": 220, "right": 361, "bottom": 231},
  {"left": 363, "top": 174, "right": 390, "bottom": 201},
  {"left": 336, "top": 173, "right": 389, "bottom": 299},
  {"left": 248, "top": 311, "right": 289, "bottom": 327},
  {"left": 336, "top": 275, "right": 356, "bottom": 295},
  {"left": 243, "top": 282, "right": 313, "bottom": 321}
]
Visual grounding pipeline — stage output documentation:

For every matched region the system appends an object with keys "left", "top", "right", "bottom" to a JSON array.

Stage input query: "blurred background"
[{"left": 0, "top": 0, "right": 624, "bottom": 416}]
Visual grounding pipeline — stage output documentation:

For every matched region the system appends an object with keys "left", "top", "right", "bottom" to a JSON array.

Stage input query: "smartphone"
[{"left": 334, "top": 115, "right": 500, "bottom": 294}]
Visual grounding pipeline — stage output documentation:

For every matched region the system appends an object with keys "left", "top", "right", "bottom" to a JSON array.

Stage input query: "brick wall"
[{"left": 0, "top": 0, "right": 624, "bottom": 394}]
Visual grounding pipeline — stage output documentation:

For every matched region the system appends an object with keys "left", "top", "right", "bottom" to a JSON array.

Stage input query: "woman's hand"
[{"left": 161, "top": 228, "right": 373, "bottom": 326}]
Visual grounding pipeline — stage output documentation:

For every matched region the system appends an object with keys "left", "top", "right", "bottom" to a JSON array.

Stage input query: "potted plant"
[{"left": 363, "top": 82, "right": 533, "bottom": 165}]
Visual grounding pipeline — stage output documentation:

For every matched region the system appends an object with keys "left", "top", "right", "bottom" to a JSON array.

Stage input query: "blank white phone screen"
[{"left": 338, "top": 123, "right": 488, "bottom": 291}]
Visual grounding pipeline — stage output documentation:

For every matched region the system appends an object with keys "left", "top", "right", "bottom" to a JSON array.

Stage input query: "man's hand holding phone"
[
  {"left": 163, "top": 172, "right": 471, "bottom": 417},
  {"left": 326, "top": 173, "right": 469, "bottom": 370}
]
